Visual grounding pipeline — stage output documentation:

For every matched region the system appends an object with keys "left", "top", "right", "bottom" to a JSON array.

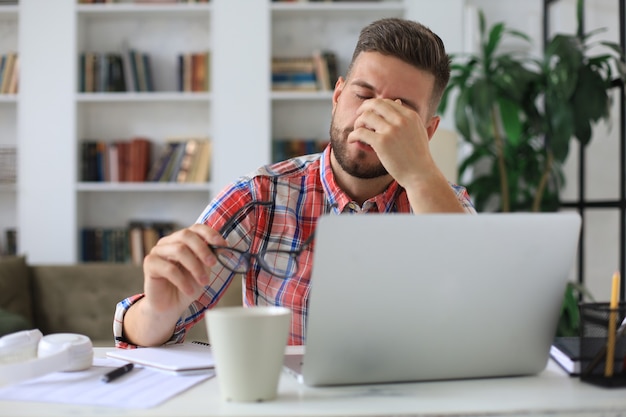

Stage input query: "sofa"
[{"left": 0, "top": 255, "right": 242, "bottom": 346}]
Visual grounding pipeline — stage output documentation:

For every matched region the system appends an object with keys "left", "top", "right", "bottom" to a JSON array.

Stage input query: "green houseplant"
[
  {"left": 439, "top": 2, "right": 624, "bottom": 337},
  {"left": 439, "top": 0, "right": 626, "bottom": 213}
]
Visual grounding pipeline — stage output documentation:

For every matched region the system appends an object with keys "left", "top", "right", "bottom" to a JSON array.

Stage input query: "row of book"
[
  {"left": 79, "top": 49, "right": 153, "bottom": 93},
  {"left": 79, "top": 48, "right": 210, "bottom": 93},
  {"left": 148, "top": 138, "right": 212, "bottom": 183},
  {"left": 0, "top": 53, "right": 18, "bottom": 95},
  {"left": 272, "top": 50, "right": 338, "bottom": 92},
  {"left": 80, "top": 221, "right": 177, "bottom": 264},
  {"left": 272, "top": 138, "right": 328, "bottom": 163},
  {"left": 81, "top": 138, "right": 152, "bottom": 182},
  {"left": 0, "top": 146, "right": 16, "bottom": 184},
  {"left": 80, "top": 137, "right": 212, "bottom": 183},
  {"left": 178, "top": 52, "right": 210, "bottom": 92}
]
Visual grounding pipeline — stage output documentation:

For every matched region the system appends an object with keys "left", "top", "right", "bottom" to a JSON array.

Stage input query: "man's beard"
[{"left": 329, "top": 121, "right": 388, "bottom": 179}]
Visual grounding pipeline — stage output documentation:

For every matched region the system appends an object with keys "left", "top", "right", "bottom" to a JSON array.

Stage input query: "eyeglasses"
[{"left": 207, "top": 201, "right": 317, "bottom": 279}]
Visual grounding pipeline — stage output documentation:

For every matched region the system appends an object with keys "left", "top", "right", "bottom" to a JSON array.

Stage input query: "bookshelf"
[
  {"left": 76, "top": 1, "right": 212, "bottom": 262},
  {"left": 15, "top": 0, "right": 466, "bottom": 263},
  {"left": 0, "top": 3, "right": 17, "bottom": 256}
]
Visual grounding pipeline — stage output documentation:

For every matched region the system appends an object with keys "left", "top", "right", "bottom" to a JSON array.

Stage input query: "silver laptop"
[{"left": 284, "top": 212, "right": 581, "bottom": 386}]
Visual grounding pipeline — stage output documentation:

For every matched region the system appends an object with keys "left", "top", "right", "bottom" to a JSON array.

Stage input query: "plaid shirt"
[{"left": 114, "top": 145, "right": 475, "bottom": 347}]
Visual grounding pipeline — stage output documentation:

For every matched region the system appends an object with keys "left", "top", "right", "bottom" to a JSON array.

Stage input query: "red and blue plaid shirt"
[{"left": 114, "top": 145, "right": 475, "bottom": 347}]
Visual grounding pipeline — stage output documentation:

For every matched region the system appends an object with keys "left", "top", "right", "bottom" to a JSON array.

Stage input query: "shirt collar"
[{"left": 319, "top": 145, "right": 403, "bottom": 213}]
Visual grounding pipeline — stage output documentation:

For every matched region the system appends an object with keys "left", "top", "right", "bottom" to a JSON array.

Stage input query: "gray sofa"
[{"left": 0, "top": 256, "right": 242, "bottom": 346}]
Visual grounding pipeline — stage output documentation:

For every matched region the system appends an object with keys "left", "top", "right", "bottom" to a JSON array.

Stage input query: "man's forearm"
[
  {"left": 122, "top": 298, "right": 182, "bottom": 347},
  {"left": 406, "top": 174, "right": 466, "bottom": 214}
]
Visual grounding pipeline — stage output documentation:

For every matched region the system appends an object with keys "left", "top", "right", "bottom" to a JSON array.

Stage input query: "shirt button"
[{"left": 347, "top": 202, "right": 360, "bottom": 212}]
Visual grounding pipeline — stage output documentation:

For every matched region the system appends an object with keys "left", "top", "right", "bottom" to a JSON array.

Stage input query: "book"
[
  {"left": 4, "top": 228, "right": 16, "bottom": 256},
  {"left": 183, "top": 53, "right": 193, "bottom": 92},
  {"left": 95, "top": 141, "right": 107, "bottom": 181},
  {"left": 147, "top": 142, "right": 180, "bottom": 182},
  {"left": 142, "top": 226, "right": 160, "bottom": 256},
  {"left": 313, "top": 49, "right": 330, "bottom": 91},
  {"left": 191, "top": 52, "right": 209, "bottom": 92},
  {"left": 323, "top": 50, "right": 339, "bottom": 86},
  {"left": 7, "top": 54, "right": 18, "bottom": 94},
  {"left": 271, "top": 55, "right": 318, "bottom": 91},
  {"left": 143, "top": 53, "right": 154, "bottom": 91},
  {"left": 121, "top": 42, "right": 138, "bottom": 92},
  {"left": 84, "top": 52, "right": 97, "bottom": 93},
  {"left": 133, "top": 50, "right": 147, "bottom": 92},
  {"left": 128, "top": 223, "right": 145, "bottom": 266},
  {"left": 0, "top": 52, "right": 16, "bottom": 94},
  {"left": 550, "top": 337, "right": 582, "bottom": 375},
  {"left": 551, "top": 336, "right": 626, "bottom": 376},
  {"left": 271, "top": 56, "right": 315, "bottom": 73},
  {"left": 127, "top": 220, "right": 177, "bottom": 265},
  {"left": 106, "top": 342, "right": 214, "bottom": 375},
  {"left": 272, "top": 138, "right": 328, "bottom": 162},
  {"left": 128, "top": 137, "right": 152, "bottom": 182},
  {"left": 80, "top": 141, "right": 99, "bottom": 181},
  {"left": 80, "top": 226, "right": 129, "bottom": 262},
  {"left": 107, "top": 143, "right": 120, "bottom": 182},
  {"left": 97, "top": 52, "right": 108, "bottom": 92},
  {"left": 158, "top": 141, "right": 187, "bottom": 182},
  {"left": 108, "top": 54, "right": 126, "bottom": 92},
  {"left": 175, "top": 139, "right": 199, "bottom": 183},
  {"left": 272, "top": 71, "right": 317, "bottom": 91},
  {"left": 117, "top": 141, "right": 131, "bottom": 182},
  {"left": 0, "top": 55, "right": 5, "bottom": 90},
  {"left": 187, "top": 139, "right": 212, "bottom": 183}
]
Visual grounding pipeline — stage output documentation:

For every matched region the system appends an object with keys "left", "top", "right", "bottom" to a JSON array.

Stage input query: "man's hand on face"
[{"left": 349, "top": 98, "right": 439, "bottom": 188}]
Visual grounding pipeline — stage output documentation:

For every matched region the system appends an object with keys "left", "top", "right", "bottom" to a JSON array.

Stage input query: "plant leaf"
[
  {"left": 497, "top": 97, "right": 522, "bottom": 146},
  {"left": 485, "top": 23, "right": 505, "bottom": 59},
  {"left": 572, "top": 66, "right": 610, "bottom": 123},
  {"left": 546, "top": 35, "right": 583, "bottom": 99},
  {"left": 478, "top": 9, "right": 487, "bottom": 41},
  {"left": 454, "top": 88, "right": 473, "bottom": 142},
  {"left": 547, "top": 110, "right": 574, "bottom": 162}
]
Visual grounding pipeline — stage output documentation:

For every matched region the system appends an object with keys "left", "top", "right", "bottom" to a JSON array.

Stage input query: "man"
[{"left": 114, "top": 17, "right": 475, "bottom": 348}]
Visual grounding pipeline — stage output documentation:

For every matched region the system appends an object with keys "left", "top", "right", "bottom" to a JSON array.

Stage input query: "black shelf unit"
[{"left": 543, "top": 0, "right": 626, "bottom": 297}]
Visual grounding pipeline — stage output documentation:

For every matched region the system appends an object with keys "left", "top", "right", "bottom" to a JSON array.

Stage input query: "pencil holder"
[{"left": 579, "top": 302, "right": 626, "bottom": 387}]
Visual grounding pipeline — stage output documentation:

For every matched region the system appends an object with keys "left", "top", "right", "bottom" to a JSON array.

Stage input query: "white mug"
[{"left": 206, "top": 306, "right": 291, "bottom": 402}]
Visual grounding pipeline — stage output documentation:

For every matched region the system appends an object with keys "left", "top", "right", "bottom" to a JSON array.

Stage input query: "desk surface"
[{"left": 2, "top": 347, "right": 626, "bottom": 417}]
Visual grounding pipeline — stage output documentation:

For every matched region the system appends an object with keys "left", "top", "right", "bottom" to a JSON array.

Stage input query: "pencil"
[{"left": 604, "top": 271, "right": 620, "bottom": 377}]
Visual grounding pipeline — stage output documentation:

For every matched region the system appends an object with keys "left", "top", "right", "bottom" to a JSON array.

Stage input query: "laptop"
[{"left": 284, "top": 212, "right": 581, "bottom": 386}]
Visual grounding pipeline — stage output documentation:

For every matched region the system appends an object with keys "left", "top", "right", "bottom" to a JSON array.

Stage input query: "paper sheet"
[{"left": 0, "top": 357, "right": 214, "bottom": 409}]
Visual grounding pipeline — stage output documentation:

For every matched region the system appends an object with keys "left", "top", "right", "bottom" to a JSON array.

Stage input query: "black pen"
[{"left": 102, "top": 363, "right": 134, "bottom": 383}]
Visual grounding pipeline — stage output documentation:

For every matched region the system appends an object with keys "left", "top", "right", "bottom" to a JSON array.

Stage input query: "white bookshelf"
[
  {"left": 77, "top": 2, "right": 210, "bottom": 260},
  {"left": 16, "top": 0, "right": 466, "bottom": 263},
  {"left": 0, "top": 3, "right": 18, "bottom": 255}
]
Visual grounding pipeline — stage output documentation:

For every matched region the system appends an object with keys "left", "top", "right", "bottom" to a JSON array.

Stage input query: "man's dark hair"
[{"left": 347, "top": 18, "right": 451, "bottom": 113}]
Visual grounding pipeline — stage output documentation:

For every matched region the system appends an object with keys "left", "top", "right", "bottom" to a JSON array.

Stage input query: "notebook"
[
  {"left": 107, "top": 342, "right": 214, "bottom": 375},
  {"left": 284, "top": 212, "right": 581, "bottom": 386}
]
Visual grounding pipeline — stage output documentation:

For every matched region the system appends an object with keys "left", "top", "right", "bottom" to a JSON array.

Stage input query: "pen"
[
  {"left": 102, "top": 363, "right": 134, "bottom": 383},
  {"left": 605, "top": 271, "right": 620, "bottom": 377}
]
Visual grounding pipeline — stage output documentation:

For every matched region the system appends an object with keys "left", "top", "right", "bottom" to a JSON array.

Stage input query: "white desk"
[{"left": 2, "top": 347, "right": 626, "bottom": 417}]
